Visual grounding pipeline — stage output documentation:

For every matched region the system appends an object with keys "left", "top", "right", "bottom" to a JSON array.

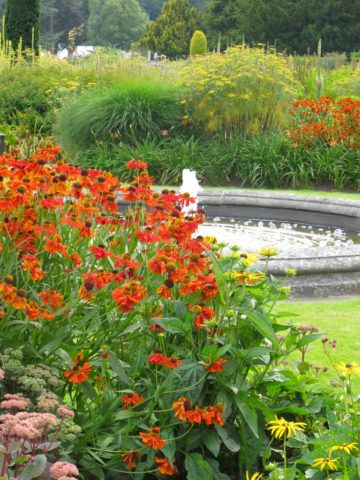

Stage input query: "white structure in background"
[
  {"left": 180, "top": 169, "right": 202, "bottom": 211},
  {"left": 56, "top": 46, "right": 95, "bottom": 59},
  {"left": 57, "top": 47, "right": 69, "bottom": 59}
]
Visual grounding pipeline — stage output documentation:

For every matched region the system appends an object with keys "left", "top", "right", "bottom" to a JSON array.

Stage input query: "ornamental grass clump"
[
  {"left": 0, "top": 146, "right": 359, "bottom": 478},
  {"left": 181, "top": 45, "right": 298, "bottom": 138},
  {"left": 55, "top": 78, "right": 183, "bottom": 153}
]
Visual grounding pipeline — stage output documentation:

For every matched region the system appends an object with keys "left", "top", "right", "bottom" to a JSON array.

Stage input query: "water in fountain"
[
  {"left": 198, "top": 218, "right": 360, "bottom": 255},
  {"left": 180, "top": 169, "right": 202, "bottom": 211}
]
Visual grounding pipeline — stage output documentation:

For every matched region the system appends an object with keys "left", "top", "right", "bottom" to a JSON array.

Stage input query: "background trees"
[
  {"left": 87, "top": 0, "right": 148, "bottom": 48},
  {"left": 205, "top": 0, "right": 360, "bottom": 54},
  {"left": 137, "top": 0, "right": 201, "bottom": 58},
  {"left": 5, "top": 0, "right": 41, "bottom": 54}
]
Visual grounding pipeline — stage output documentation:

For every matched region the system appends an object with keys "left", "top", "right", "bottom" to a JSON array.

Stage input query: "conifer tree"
[{"left": 5, "top": 0, "right": 41, "bottom": 54}]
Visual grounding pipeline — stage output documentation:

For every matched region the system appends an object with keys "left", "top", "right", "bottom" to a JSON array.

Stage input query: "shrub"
[
  {"left": 181, "top": 45, "right": 298, "bottom": 137},
  {"left": 56, "top": 78, "right": 183, "bottom": 153},
  {"left": 190, "top": 30, "right": 207, "bottom": 56}
]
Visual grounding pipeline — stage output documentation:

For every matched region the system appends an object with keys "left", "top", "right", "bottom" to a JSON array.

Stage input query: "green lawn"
[{"left": 275, "top": 299, "right": 360, "bottom": 392}]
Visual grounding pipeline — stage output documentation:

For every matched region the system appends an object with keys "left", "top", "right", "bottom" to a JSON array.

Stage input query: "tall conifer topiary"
[
  {"left": 190, "top": 30, "right": 207, "bottom": 55},
  {"left": 5, "top": 0, "right": 41, "bottom": 55}
]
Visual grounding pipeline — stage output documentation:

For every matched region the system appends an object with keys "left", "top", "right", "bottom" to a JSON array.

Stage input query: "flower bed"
[{"left": 0, "top": 147, "right": 358, "bottom": 479}]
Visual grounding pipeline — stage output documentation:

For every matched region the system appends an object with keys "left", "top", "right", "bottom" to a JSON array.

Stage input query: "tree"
[
  {"left": 5, "top": 0, "right": 41, "bottom": 54},
  {"left": 139, "top": 0, "right": 164, "bottom": 19},
  {"left": 87, "top": 0, "right": 148, "bottom": 48},
  {"left": 190, "top": 30, "right": 207, "bottom": 56},
  {"left": 138, "top": 0, "right": 201, "bottom": 58},
  {"left": 41, "top": 0, "right": 89, "bottom": 51},
  {"left": 205, "top": 0, "right": 360, "bottom": 54}
]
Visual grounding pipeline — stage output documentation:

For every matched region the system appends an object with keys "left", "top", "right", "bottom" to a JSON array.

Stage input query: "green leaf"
[
  {"left": 215, "top": 424, "right": 240, "bottom": 453},
  {"left": 154, "top": 317, "right": 190, "bottom": 334},
  {"left": 246, "top": 310, "right": 278, "bottom": 346},
  {"left": 19, "top": 454, "right": 47, "bottom": 480},
  {"left": 108, "top": 352, "right": 129, "bottom": 385},
  {"left": 173, "top": 300, "right": 187, "bottom": 319},
  {"left": 235, "top": 392, "right": 259, "bottom": 438},
  {"left": 297, "top": 333, "right": 324, "bottom": 347},
  {"left": 202, "top": 429, "right": 221, "bottom": 457},
  {"left": 208, "top": 251, "right": 226, "bottom": 305},
  {"left": 114, "top": 409, "right": 142, "bottom": 421},
  {"left": 207, "top": 459, "right": 232, "bottom": 480},
  {"left": 185, "top": 453, "right": 213, "bottom": 480}
]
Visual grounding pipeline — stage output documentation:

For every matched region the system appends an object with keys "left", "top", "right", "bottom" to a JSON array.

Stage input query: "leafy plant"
[
  {"left": 190, "top": 30, "right": 207, "bottom": 56},
  {"left": 55, "top": 78, "right": 183, "bottom": 152}
]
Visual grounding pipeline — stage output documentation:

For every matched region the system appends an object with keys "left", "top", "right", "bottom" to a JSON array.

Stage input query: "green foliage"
[
  {"left": 205, "top": 0, "right": 360, "bottom": 54},
  {"left": 190, "top": 30, "right": 207, "bottom": 56},
  {"left": 87, "top": 0, "right": 149, "bottom": 49},
  {"left": 56, "top": 78, "right": 183, "bottom": 152},
  {"left": 71, "top": 133, "right": 360, "bottom": 191},
  {"left": 181, "top": 46, "right": 298, "bottom": 137},
  {"left": 137, "top": 0, "right": 201, "bottom": 58},
  {"left": 5, "top": 0, "right": 41, "bottom": 54}
]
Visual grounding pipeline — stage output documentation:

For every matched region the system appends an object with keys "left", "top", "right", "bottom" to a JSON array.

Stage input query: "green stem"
[{"left": 283, "top": 437, "right": 287, "bottom": 480}]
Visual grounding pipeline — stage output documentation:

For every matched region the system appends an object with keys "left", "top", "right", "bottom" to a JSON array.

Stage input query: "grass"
[{"left": 275, "top": 299, "right": 360, "bottom": 392}]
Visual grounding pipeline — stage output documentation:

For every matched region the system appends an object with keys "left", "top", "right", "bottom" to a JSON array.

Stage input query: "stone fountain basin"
[{"left": 198, "top": 190, "right": 360, "bottom": 298}]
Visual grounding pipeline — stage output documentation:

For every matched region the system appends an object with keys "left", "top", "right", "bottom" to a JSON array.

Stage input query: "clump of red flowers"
[
  {"left": 289, "top": 96, "right": 360, "bottom": 149},
  {"left": 64, "top": 352, "right": 91, "bottom": 384},
  {"left": 139, "top": 426, "right": 167, "bottom": 449},
  {"left": 147, "top": 351, "right": 182, "bottom": 369},
  {"left": 172, "top": 396, "right": 225, "bottom": 426}
]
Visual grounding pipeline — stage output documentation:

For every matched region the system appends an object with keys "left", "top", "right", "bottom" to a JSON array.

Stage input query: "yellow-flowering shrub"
[{"left": 180, "top": 46, "right": 298, "bottom": 137}]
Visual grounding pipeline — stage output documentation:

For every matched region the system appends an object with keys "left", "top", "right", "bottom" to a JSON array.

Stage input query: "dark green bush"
[{"left": 56, "top": 79, "right": 184, "bottom": 152}]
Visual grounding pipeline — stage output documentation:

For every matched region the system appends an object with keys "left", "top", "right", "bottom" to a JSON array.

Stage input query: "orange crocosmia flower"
[
  {"left": 44, "top": 236, "right": 68, "bottom": 256},
  {"left": 205, "top": 358, "right": 228, "bottom": 373},
  {"left": 126, "top": 159, "right": 148, "bottom": 170},
  {"left": 139, "top": 427, "right": 166, "bottom": 449},
  {"left": 70, "top": 252, "right": 83, "bottom": 268},
  {"left": 112, "top": 281, "right": 147, "bottom": 312},
  {"left": 172, "top": 397, "right": 192, "bottom": 421},
  {"left": 186, "top": 406, "right": 205, "bottom": 424},
  {"left": 0, "top": 309, "right": 4, "bottom": 318},
  {"left": 0, "top": 276, "right": 17, "bottom": 303},
  {"left": 166, "top": 357, "right": 182, "bottom": 369},
  {"left": 156, "top": 283, "right": 174, "bottom": 299},
  {"left": 38, "top": 289, "right": 64, "bottom": 310},
  {"left": 8, "top": 289, "right": 30, "bottom": 310},
  {"left": 122, "top": 451, "right": 141, "bottom": 470},
  {"left": 121, "top": 392, "right": 145, "bottom": 410},
  {"left": 64, "top": 352, "right": 91, "bottom": 384},
  {"left": 89, "top": 244, "right": 112, "bottom": 259},
  {"left": 189, "top": 304, "right": 214, "bottom": 329},
  {"left": 202, "top": 403, "right": 225, "bottom": 426},
  {"left": 155, "top": 457, "right": 178, "bottom": 476},
  {"left": 78, "top": 284, "right": 96, "bottom": 301}
]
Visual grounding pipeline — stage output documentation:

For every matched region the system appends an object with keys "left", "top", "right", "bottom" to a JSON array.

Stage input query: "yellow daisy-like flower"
[
  {"left": 334, "top": 362, "right": 360, "bottom": 376},
  {"left": 328, "top": 442, "right": 358, "bottom": 455},
  {"left": 260, "top": 247, "right": 278, "bottom": 257},
  {"left": 313, "top": 457, "right": 339, "bottom": 471},
  {"left": 266, "top": 416, "right": 306, "bottom": 439},
  {"left": 246, "top": 473, "right": 263, "bottom": 480}
]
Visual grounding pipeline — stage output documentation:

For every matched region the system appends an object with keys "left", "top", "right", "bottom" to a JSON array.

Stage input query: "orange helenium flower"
[{"left": 139, "top": 427, "right": 166, "bottom": 449}]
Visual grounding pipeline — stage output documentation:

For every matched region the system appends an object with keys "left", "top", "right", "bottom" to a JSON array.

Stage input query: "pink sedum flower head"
[{"left": 50, "top": 461, "right": 79, "bottom": 479}]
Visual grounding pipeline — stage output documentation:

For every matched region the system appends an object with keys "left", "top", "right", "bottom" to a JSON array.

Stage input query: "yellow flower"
[
  {"left": 334, "top": 362, "right": 360, "bottom": 376},
  {"left": 313, "top": 457, "right": 339, "bottom": 471},
  {"left": 266, "top": 416, "right": 306, "bottom": 439},
  {"left": 328, "top": 442, "right": 358, "bottom": 455},
  {"left": 246, "top": 473, "right": 263, "bottom": 480},
  {"left": 260, "top": 247, "right": 278, "bottom": 257}
]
